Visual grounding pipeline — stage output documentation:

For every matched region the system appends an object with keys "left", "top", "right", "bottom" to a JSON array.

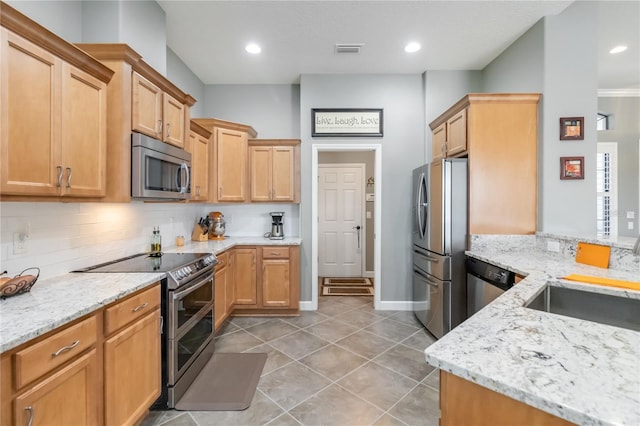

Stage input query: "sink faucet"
[{"left": 634, "top": 235, "right": 640, "bottom": 255}]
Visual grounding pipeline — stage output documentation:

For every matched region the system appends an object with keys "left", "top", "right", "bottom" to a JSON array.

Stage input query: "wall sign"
[{"left": 312, "top": 108, "right": 383, "bottom": 137}]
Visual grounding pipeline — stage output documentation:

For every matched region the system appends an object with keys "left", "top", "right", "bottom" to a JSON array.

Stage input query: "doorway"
[{"left": 311, "top": 144, "right": 382, "bottom": 310}]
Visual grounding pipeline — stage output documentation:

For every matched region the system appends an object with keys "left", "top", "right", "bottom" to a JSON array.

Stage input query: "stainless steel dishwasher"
[{"left": 466, "top": 257, "right": 515, "bottom": 316}]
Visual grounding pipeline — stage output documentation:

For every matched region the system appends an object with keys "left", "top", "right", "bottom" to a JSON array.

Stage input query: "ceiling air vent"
[{"left": 335, "top": 43, "right": 364, "bottom": 54}]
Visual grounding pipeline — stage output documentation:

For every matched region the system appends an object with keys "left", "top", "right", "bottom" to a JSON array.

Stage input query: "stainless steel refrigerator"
[{"left": 412, "top": 158, "right": 468, "bottom": 338}]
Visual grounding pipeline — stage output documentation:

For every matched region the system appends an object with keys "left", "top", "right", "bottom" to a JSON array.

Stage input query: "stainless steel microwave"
[{"left": 131, "top": 132, "right": 191, "bottom": 200}]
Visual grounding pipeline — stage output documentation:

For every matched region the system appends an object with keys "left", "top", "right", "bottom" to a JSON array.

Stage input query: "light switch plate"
[{"left": 627, "top": 211, "right": 635, "bottom": 219}]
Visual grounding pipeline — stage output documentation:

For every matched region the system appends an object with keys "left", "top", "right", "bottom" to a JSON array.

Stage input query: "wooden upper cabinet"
[
  {"left": 132, "top": 72, "right": 162, "bottom": 139},
  {"left": 192, "top": 118, "right": 257, "bottom": 203},
  {"left": 446, "top": 108, "right": 467, "bottom": 157},
  {"left": 61, "top": 63, "right": 107, "bottom": 197},
  {"left": 249, "top": 139, "right": 300, "bottom": 203},
  {"left": 431, "top": 123, "right": 447, "bottom": 162},
  {"left": 217, "top": 128, "right": 247, "bottom": 201},
  {"left": 162, "top": 93, "right": 185, "bottom": 147},
  {"left": 188, "top": 120, "right": 211, "bottom": 201},
  {"left": 430, "top": 109, "right": 466, "bottom": 161},
  {"left": 429, "top": 93, "right": 540, "bottom": 235},
  {"left": 0, "top": 11, "right": 112, "bottom": 199}
]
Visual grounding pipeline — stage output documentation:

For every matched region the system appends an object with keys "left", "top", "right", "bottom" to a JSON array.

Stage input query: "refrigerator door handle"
[
  {"left": 414, "top": 268, "right": 440, "bottom": 288},
  {"left": 413, "top": 247, "right": 439, "bottom": 263},
  {"left": 416, "top": 172, "right": 427, "bottom": 239}
]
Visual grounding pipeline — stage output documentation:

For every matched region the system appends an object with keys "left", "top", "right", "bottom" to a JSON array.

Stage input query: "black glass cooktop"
[{"left": 75, "top": 253, "right": 209, "bottom": 273}]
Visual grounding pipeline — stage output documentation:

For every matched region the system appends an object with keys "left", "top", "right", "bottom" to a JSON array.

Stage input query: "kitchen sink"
[{"left": 525, "top": 285, "right": 640, "bottom": 331}]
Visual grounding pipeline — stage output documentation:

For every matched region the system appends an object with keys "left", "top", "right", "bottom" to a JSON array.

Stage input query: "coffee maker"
[{"left": 267, "top": 212, "right": 285, "bottom": 240}]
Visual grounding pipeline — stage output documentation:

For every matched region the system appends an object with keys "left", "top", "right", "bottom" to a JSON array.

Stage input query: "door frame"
[
  {"left": 312, "top": 144, "right": 382, "bottom": 310},
  {"left": 318, "top": 163, "right": 367, "bottom": 278}
]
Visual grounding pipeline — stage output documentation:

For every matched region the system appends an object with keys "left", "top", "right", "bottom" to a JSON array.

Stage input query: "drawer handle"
[
  {"left": 132, "top": 302, "right": 149, "bottom": 312},
  {"left": 25, "top": 406, "right": 34, "bottom": 426},
  {"left": 52, "top": 340, "right": 79, "bottom": 357}
]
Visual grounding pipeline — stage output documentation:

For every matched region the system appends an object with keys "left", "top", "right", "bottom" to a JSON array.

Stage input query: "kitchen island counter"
[{"left": 424, "top": 248, "right": 640, "bottom": 426}]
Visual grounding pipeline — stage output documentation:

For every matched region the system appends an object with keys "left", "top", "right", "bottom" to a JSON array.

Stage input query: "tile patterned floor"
[{"left": 141, "top": 295, "right": 439, "bottom": 426}]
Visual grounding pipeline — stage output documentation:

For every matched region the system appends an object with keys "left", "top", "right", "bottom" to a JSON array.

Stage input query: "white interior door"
[{"left": 318, "top": 165, "right": 364, "bottom": 277}]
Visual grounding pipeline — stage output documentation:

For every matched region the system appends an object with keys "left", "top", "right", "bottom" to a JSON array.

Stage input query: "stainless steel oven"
[
  {"left": 74, "top": 252, "right": 218, "bottom": 409},
  {"left": 167, "top": 270, "right": 214, "bottom": 406}
]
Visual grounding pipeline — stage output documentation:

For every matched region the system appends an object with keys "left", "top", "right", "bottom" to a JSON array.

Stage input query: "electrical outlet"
[
  {"left": 366, "top": 211, "right": 372, "bottom": 219},
  {"left": 547, "top": 240, "right": 560, "bottom": 252},
  {"left": 13, "top": 232, "right": 28, "bottom": 255},
  {"left": 628, "top": 221, "right": 634, "bottom": 230}
]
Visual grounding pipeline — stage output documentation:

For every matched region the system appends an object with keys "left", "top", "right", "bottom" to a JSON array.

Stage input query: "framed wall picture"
[
  {"left": 560, "top": 156, "right": 584, "bottom": 180},
  {"left": 312, "top": 108, "right": 383, "bottom": 137},
  {"left": 560, "top": 117, "right": 584, "bottom": 140}
]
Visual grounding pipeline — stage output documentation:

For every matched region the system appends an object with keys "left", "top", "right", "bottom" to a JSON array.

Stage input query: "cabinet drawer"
[
  {"left": 216, "top": 251, "right": 229, "bottom": 271},
  {"left": 104, "top": 285, "right": 160, "bottom": 336},
  {"left": 15, "top": 316, "right": 97, "bottom": 389},
  {"left": 262, "top": 247, "right": 290, "bottom": 259}
]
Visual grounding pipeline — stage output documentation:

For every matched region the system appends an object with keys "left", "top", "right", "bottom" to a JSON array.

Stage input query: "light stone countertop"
[
  {"left": 424, "top": 249, "right": 640, "bottom": 426},
  {"left": 0, "top": 236, "right": 302, "bottom": 354}
]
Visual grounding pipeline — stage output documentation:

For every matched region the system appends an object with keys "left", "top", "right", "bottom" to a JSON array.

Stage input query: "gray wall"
[
  {"left": 7, "top": 0, "right": 82, "bottom": 41},
  {"left": 118, "top": 0, "right": 167, "bottom": 75},
  {"left": 300, "top": 74, "right": 425, "bottom": 302},
  {"left": 166, "top": 47, "right": 206, "bottom": 117},
  {"left": 202, "top": 85, "right": 301, "bottom": 138},
  {"left": 541, "top": 1, "right": 598, "bottom": 234},
  {"left": 319, "top": 151, "right": 376, "bottom": 272},
  {"left": 598, "top": 97, "right": 640, "bottom": 236}
]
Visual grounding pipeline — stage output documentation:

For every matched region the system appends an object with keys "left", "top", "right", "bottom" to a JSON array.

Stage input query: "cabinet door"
[
  {"left": 431, "top": 122, "right": 446, "bottom": 162},
  {"left": 162, "top": 93, "right": 185, "bottom": 148},
  {"left": 446, "top": 109, "right": 467, "bottom": 157},
  {"left": 216, "top": 128, "right": 247, "bottom": 202},
  {"left": 131, "top": 72, "right": 162, "bottom": 139},
  {"left": 191, "top": 132, "right": 209, "bottom": 201},
  {"left": 14, "top": 350, "right": 99, "bottom": 426},
  {"left": 226, "top": 252, "right": 236, "bottom": 313},
  {"left": 250, "top": 146, "right": 272, "bottom": 201},
  {"left": 214, "top": 265, "right": 227, "bottom": 330},
  {"left": 262, "top": 259, "right": 291, "bottom": 307},
  {"left": 60, "top": 63, "right": 107, "bottom": 197},
  {"left": 1, "top": 29, "right": 61, "bottom": 196},
  {"left": 104, "top": 309, "right": 161, "bottom": 426},
  {"left": 234, "top": 248, "right": 257, "bottom": 305},
  {"left": 272, "top": 146, "right": 295, "bottom": 201}
]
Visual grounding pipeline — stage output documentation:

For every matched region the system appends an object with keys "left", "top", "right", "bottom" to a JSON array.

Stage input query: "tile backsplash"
[{"left": 0, "top": 202, "right": 300, "bottom": 280}]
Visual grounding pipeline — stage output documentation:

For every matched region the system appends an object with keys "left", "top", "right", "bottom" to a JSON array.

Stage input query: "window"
[
  {"left": 597, "top": 113, "right": 609, "bottom": 131},
  {"left": 596, "top": 143, "right": 618, "bottom": 237}
]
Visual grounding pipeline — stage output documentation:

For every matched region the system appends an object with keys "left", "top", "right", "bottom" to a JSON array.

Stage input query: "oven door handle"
[{"left": 172, "top": 271, "right": 214, "bottom": 300}]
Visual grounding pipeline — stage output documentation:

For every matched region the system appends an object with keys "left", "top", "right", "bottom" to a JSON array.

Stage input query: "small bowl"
[{"left": 0, "top": 268, "right": 40, "bottom": 299}]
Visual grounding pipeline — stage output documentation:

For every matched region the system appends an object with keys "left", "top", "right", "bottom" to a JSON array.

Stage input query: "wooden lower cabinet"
[
  {"left": 440, "top": 371, "right": 575, "bottom": 426},
  {"left": 14, "top": 350, "right": 99, "bottom": 426},
  {"left": 0, "top": 283, "right": 161, "bottom": 426},
  {"left": 103, "top": 309, "right": 161, "bottom": 426},
  {"left": 214, "top": 251, "right": 230, "bottom": 330},
  {"left": 234, "top": 248, "right": 258, "bottom": 306}
]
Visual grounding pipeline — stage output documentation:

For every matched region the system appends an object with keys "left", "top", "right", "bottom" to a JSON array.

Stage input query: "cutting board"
[{"left": 575, "top": 242, "right": 611, "bottom": 268}]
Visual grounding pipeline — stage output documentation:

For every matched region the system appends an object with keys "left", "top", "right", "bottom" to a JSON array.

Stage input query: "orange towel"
[
  {"left": 575, "top": 242, "right": 611, "bottom": 268},
  {"left": 562, "top": 274, "right": 640, "bottom": 291}
]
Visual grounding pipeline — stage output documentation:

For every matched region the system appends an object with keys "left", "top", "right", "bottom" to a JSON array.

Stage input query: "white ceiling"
[{"left": 158, "top": 1, "right": 639, "bottom": 91}]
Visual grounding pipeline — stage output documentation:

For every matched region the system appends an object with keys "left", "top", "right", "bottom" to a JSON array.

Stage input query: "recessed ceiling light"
[
  {"left": 404, "top": 42, "right": 421, "bottom": 53},
  {"left": 609, "top": 45, "right": 627, "bottom": 54},
  {"left": 245, "top": 43, "right": 261, "bottom": 54}
]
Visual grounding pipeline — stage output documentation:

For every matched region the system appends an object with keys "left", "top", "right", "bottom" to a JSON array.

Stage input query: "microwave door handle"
[{"left": 176, "top": 163, "right": 190, "bottom": 194}]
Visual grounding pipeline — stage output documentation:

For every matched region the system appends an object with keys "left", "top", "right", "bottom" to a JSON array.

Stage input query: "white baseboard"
[
  {"left": 363, "top": 271, "right": 374, "bottom": 278},
  {"left": 375, "top": 300, "right": 413, "bottom": 311},
  {"left": 300, "top": 301, "right": 317, "bottom": 311}
]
